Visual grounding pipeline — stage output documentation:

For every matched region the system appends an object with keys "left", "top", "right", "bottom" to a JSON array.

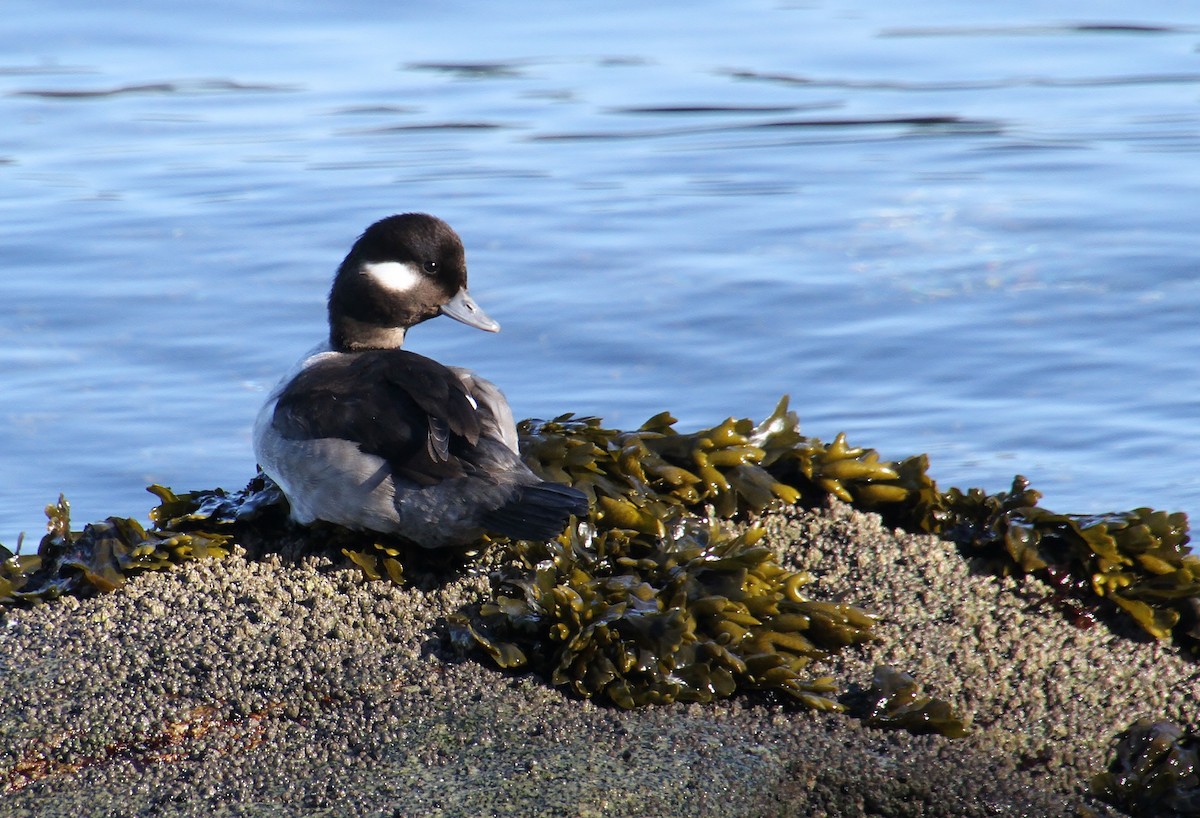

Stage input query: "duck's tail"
[{"left": 481, "top": 481, "right": 589, "bottom": 542}]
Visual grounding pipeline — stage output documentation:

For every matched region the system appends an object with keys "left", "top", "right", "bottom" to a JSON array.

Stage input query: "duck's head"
[{"left": 328, "top": 213, "right": 500, "bottom": 351}]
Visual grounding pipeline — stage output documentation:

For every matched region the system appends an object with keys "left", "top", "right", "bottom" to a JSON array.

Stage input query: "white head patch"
[{"left": 362, "top": 260, "right": 422, "bottom": 294}]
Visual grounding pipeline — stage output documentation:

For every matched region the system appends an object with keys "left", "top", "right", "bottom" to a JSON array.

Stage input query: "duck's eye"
[{"left": 422, "top": 260, "right": 439, "bottom": 274}]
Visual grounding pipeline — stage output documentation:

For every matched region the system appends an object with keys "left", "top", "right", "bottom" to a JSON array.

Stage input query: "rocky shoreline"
[{"left": 1, "top": 499, "right": 1189, "bottom": 816}]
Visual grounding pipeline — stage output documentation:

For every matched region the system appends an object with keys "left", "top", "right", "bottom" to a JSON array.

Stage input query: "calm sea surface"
[{"left": 1, "top": 1, "right": 1198, "bottom": 544}]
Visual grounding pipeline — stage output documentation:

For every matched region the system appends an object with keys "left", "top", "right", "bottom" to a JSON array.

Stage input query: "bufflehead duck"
[{"left": 253, "top": 213, "right": 588, "bottom": 548}]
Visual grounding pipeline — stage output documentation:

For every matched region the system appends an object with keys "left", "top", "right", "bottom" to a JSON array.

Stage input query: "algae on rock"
[
  {"left": 1092, "top": 719, "right": 1200, "bottom": 817},
  {"left": 0, "top": 493, "right": 230, "bottom": 603},
  {"left": 450, "top": 515, "right": 876, "bottom": 710},
  {"left": 0, "top": 397, "right": 1193, "bottom": 736}
]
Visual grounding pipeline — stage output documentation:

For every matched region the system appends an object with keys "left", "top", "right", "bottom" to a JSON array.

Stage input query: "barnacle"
[
  {"left": 1092, "top": 719, "right": 1200, "bottom": 817},
  {"left": 450, "top": 514, "right": 875, "bottom": 710}
]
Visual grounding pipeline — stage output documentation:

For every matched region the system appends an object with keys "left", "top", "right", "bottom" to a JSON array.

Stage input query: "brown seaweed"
[
  {"left": 450, "top": 514, "right": 875, "bottom": 710},
  {"left": 0, "top": 495, "right": 230, "bottom": 603},
  {"left": 1092, "top": 719, "right": 1200, "bottom": 816},
  {"left": 514, "top": 397, "right": 1194, "bottom": 645},
  {"left": 853, "top": 665, "right": 969, "bottom": 738}
]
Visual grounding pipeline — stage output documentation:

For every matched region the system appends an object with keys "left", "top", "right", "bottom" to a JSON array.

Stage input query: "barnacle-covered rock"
[
  {"left": 855, "top": 665, "right": 969, "bottom": 738},
  {"left": 1092, "top": 719, "right": 1200, "bottom": 817},
  {"left": 450, "top": 515, "right": 876, "bottom": 710}
]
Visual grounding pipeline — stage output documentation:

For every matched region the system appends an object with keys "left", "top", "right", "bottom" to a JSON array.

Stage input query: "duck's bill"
[{"left": 441, "top": 288, "right": 500, "bottom": 332}]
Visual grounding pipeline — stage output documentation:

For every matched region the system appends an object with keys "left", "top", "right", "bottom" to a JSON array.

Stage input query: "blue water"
[{"left": 1, "top": 1, "right": 1198, "bottom": 545}]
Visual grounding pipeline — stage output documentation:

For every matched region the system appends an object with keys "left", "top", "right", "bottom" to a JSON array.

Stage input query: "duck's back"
[
  {"left": 256, "top": 349, "right": 586, "bottom": 547},
  {"left": 272, "top": 350, "right": 484, "bottom": 482}
]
